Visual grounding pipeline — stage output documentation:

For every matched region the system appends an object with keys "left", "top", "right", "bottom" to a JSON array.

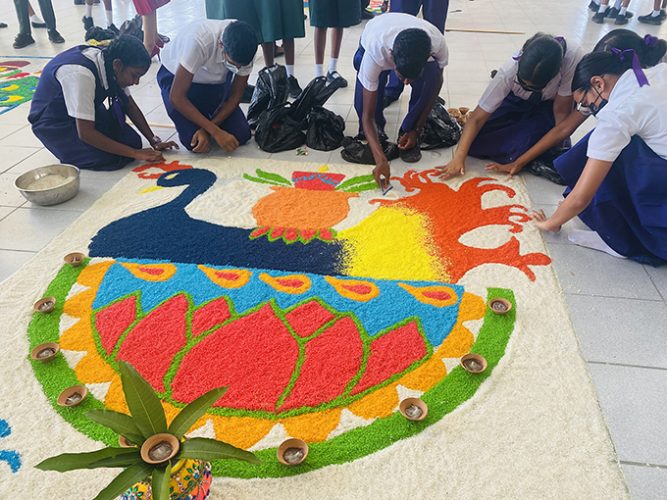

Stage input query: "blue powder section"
[
  {"left": 93, "top": 261, "right": 464, "bottom": 347},
  {"left": 0, "top": 419, "right": 21, "bottom": 474}
]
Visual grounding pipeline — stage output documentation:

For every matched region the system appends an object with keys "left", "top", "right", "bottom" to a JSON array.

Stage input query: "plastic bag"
[
  {"left": 255, "top": 103, "right": 306, "bottom": 153},
  {"left": 291, "top": 77, "right": 327, "bottom": 123},
  {"left": 248, "top": 65, "right": 288, "bottom": 128},
  {"left": 306, "top": 106, "right": 345, "bottom": 151},
  {"left": 340, "top": 136, "right": 399, "bottom": 164},
  {"left": 119, "top": 15, "right": 143, "bottom": 42},
  {"left": 420, "top": 102, "right": 462, "bottom": 150}
]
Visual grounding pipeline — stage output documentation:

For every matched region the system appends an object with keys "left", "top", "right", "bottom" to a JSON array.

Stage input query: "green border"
[{"left": 28, "top": 262, "right": 516, "bottom": 479}]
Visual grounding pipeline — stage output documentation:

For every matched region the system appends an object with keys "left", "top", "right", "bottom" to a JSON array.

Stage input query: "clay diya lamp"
[
  {"left": 34, "top": 296, "right": 57, "bottom": 314},
  {"left": 64, "top": 252, "right": 86, "bottom": 267},
  {"left": 30, "top": 342, "right": 60, "bottom": 362},
  {"left": 460, "top": 353, "right": 488, "bottom": 374},
  {"left": 140, "top": 433, "right": 180, "bottom": 464},
  {"left": 57, "top": 385, "right": 88, "bottom": 407},
  {"left": 118, "top": 435, "right": 137, "bottom": 448},
  {"left": 399, "top": 398, "right": 428, "bottom": 421},
  {"left": 277, "top": 438, "right": 309, "bottom": 466},
  {"left": 488, "top": 297, "right": 512, "bottom": 315}
]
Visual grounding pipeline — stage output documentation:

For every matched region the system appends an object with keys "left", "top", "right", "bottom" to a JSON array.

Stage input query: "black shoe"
[
  {"left": 0, "top": 23, "right": 7, "bottom": 29},
  {"left": 524, "top": 160, "right": 567, "bottom": 185},
  {"left": 399, "top": 144, "right": 422, "bottom": 163},
  {"left": 326, "top": 70, "right": 348, "bottom": 88},
  {"left": 588, "top": 0, "right": 599, "bottom": 11},
  {"left": 638, "top": 12, "right": 663, "bottom": 24},
  {"left": 490, "top": 69, "right": 498, "bottom": 78},
  {"left": 48, "top": 29, "right": 65, "bottom": 44},
  {"left": 607, "top": 7, "right": 633, "bottom": 18},
  {"left": 241, "top": 84, "right": 255, "bottom": 104},
  {"left": 31, "top": 21, "right": 47, "bottom": 28},
  {"left": 615, "top": 13, "right": 630, "bottom": 24},
  {"left": 108, "top": 23, "right": 120, "bottom": 35},
  {"left": 82, "top": 16, "right": 94, "bottom": 31},
  {"left": 287, "top": 75, "right": 302, "bottom": 99},
  {"left": 592, "top": 12, "right": 606, "bottom": 23},
  {"left": 662, "top": 9, "right": 667, "bottom": 20},
  {"left": 13, "top": 33, "right": 35, "bottom": 49}
]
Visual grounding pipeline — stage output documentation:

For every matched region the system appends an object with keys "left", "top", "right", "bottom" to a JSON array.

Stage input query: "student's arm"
[
  {"left": 552, "top": 93, "right": 574, "bottom": 125},
  {"left": 435, "top": 106, "right": 491, "bottom": 179},
  {"left": 533, "top": 157, "right": 613, "bottom": 231},
  {"left": 486, "top": 109, "right": 588, "bottom": 175},
  {"left": 398, "top": 70, "right": 444, "bottom": 150},
  {"left": 126, "top": 95, "right": 179, "bottom": 151},
  {"left": 169, "top": 65, "right": 236, "bottom": 152},
  {"left": 75, "top": 118, "right": 164, "bottom": 162},
  {"left": 362, "top": 88, "right": 390, "bottom": 190}
]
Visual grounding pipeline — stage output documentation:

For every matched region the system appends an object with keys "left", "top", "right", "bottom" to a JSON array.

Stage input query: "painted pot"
[{"left": 120, "top": 459, "right": 212, "bottom": 500}]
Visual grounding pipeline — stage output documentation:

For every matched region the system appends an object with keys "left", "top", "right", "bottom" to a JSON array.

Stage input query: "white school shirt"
[
  {"left": 160, "top": 19, "right": 253, "bottom": 84},
  {"left": 358, "top": 12, "right": 448, "bottom": 92},
  {"left": 587, "top": 63, "right": 667, "bottom": 162},
  {"left": 55, "top": 47, "right": 131, "bottom": 121},
  {"left": 478, "top": 41, "right": 584, "bottom": 114}
]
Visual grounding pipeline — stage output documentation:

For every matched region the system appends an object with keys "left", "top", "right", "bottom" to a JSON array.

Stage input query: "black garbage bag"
[
  {"left": 248, "top": 65, "right": 288, "bottom": 128},
  {"left": 119, "top": 15, "right": 143, "bottom": 42},
  {"left": 420, "top": 102, "right": 462, "bottom": 150},
  {"left": 255, "top": 103, "right": 306, "bottom": 153},
  {"left": 340, "top": 136, "right": 399, "bottom": 164},
  {"left": 306, "top": 106, "right": 345, "bottom": 151}
]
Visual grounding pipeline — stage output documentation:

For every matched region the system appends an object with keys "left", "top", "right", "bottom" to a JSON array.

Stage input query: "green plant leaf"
[
  {"left": 169, "top": 387, "right": 227, "bottom": 439},
  {"left": 86, "top": 409, "right": 144, "bottom": 445},
  {"left": 151, "top": 461, "right": 171, "bottom": 500},
  {"left": 242, "top": 174, "right": 284, "bottom": 186},
  {"left": 336, "top": 174, "right": 375, "bottom": 191},
  {"left": 89, "top": 451, "right": 143, "bottom": 469},
  {"left": 92, "top": 462, "right": 153, "bottom": 500},
  {"left": 254, "top": 169, "right": 291, "bottom": 185},
  {"left": 118, "top": 361, "right": 167, "bottom": 439},
  {"left": 36, "top": 447, "right": 137, "bottom": 472},
  {"left": 343, "top": 181, "right": 380, "bottom": 193},
  {"left": 178, "top": 437, "right": 260, "bottom": 465}
]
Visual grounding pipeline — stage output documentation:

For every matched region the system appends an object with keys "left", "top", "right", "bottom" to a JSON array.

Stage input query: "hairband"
[
  {"left": 610, "top": 47, "right": 649, "bottom": 87},
  {"left": 643, "top": 34, "right": 658, "bottom": 48}
]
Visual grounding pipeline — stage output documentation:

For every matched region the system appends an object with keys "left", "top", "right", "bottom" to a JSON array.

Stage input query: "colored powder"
[{"left": 338, "top": 206, "right": 448, "bottom": 282}]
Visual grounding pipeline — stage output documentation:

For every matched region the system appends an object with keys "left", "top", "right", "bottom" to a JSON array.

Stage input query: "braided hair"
[{"left": 102, "top": 35, "right": 151, "bottom": 96}]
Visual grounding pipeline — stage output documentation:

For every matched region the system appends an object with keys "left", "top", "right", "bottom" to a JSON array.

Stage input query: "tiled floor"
[{"left": 1, "top": 0, "right": 666, "bottom": 497}]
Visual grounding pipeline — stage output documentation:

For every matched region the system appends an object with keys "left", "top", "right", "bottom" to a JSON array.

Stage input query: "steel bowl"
[{"left": 14, "top": 164, "right": 80, "bottom": 206}]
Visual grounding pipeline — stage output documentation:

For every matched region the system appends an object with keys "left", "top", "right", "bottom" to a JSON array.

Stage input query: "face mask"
[
  {"left": 588, "top": 87, "right": 608, "bottom": 116},
  {"left": 224, "top": 59, "right": 240, "bottom": 74}
]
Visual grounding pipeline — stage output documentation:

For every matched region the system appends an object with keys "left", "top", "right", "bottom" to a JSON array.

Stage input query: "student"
[
  {"left": 29, "top": 36, "right": 176, "bottom": 171},
  {"left": 594, "top": 29, "right": 667, "bottom": 66},
  {"left": 354, "top": 12, "right": 449, "bottom": 188},
  {"left": 309, "top": 0, "right": 361, "bottom": 87},
  {"left": 82, "top": 0, "right": 118, "bottom": 34},
  {"left": 591, "top": 0, "right": 633, "bottom": 24},
  {"left": 157, "top": 20, "right": 258, "bottom": 154},
  {"left": 437, "top": 34, "right": 584, "bottom": 183},
  {"left": 638, "top": 0, "right": 666, "bottom": 24},
  {"left": 383, "top": 0, "right": 449, "bottom": 107},
  {"left": 12, "top": 0, "right": 64, "bottom": 49},
  {"left": 206, "top": 0, "right": 306, "bottom": 98},
  {"left": 533, "top": 51, "right": 667, "bottom": 265}
]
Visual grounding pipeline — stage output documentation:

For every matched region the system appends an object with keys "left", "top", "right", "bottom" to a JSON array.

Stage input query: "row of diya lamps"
[{"left": 30, "top": 251, "right": 513, "bottom": 467}]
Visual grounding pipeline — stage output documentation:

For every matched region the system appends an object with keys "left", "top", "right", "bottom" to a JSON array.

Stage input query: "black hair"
[
  {"left": 102, "top": 35, "right": 151, "bottom": 95},
  {"left": 571, "top": 51, "right": 633, "bottom": 92},
  {"left": 222, "top": 20, "right": 259, "bottom": 66},
  {"left": 392, "top": 28, "right": 432, "bottom": 80},
  {"left": 85, "top": 26, "right": 116, "bottom": 43},
  {"left": 593, "top": 29, "right": 667, "bottom": 68},
  {"left": 517, "top": 33, "right": 564, "bottom": 89}
]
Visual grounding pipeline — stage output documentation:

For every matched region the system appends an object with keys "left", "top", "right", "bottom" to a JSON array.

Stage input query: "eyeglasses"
[{"left": 514, "top": 75, "right": 543, "bottom": 93}]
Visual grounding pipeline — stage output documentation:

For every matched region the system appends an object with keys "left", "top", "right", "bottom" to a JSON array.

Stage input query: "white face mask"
[{"left": 222, "top": 48, "right": 240, "bottom": 74}]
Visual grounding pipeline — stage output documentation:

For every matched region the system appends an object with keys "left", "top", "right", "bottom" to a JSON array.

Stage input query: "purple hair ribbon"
[
  {"left": 610, "top": 47, "right": 649, "bottom": 87},
  {"left": 644, "top": 34, "right": 658, "bottom": 48}
]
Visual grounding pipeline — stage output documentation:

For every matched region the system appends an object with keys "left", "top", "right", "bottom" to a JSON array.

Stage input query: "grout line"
[
  {"left": 642, "top": 265, "right": 666, "bottom": 302},
  {"left": 620, "top": 460, "right": 667, "bottom": 470},
  {"left": 588, "top": 360, "right": 667, "bottom": 373},
  {"left": 0, "top": 248, "right": 37, "bottom": 254},
  {"left": 565, "top": 292, "right": 665, "bottom": 303}
]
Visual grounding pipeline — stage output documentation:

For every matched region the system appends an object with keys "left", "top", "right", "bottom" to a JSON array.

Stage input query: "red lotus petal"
[
  {"left": 269, "top": 227, "right": 285, "bottom": 239},
  {"left": 250, "top": 226, "right": 270, "bottom": 239},
  {"left": 192, "top": 298, "right": 231, "bottom": 337},
  {"left": 95, "top": 296, "right": 137, "bottom": 354},
  {"left": 300, "top": 229, "right": 317, "bottom": 242},
  {"left": 318, "top": 228, "right": 333, "bottom": 240},
  {"left": 285, "top": 300, "right": 335, "bottom": 338},
  {"left": 284, "top": 228, "right": 299, "bottom": 242}
]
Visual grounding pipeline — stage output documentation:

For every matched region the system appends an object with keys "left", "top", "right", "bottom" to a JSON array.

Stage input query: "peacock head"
[{"left": 157, "top": 168, "right": 217, "bottom": 189}]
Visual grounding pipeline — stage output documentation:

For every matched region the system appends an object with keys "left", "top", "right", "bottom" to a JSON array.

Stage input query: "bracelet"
[{"left": 149, "top": 135, "right": 161, "bottom": 147}]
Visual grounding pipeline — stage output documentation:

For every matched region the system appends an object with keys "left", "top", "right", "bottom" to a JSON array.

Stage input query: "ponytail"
[{"left": 593, "top": 29, "right": 667, "bottom": 68}]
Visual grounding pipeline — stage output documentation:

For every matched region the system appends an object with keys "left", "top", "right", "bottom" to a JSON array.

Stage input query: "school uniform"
[
  {"left": 468, "top": 38, "right": 584, "bottom": 164},
  {"left": 309, "top": 0, "right": 362, "bottom": 29},
  {"left": 384, "top": 0, "right": 449, "bottom": 102},
  {"left": 205, "top": 0, "right": 305, "bottom": 44},
  {"left": 554, "top": 63, "right": 667, "bottom": 265},
  {"left": 353, "top": 13, "right": 449, "bottom": 136},
  {"left": 28, "top": 45, "right": 142, "bottom": 171},
  {"left": 157, "top": 20, "right": 253, "bottom": 150}
]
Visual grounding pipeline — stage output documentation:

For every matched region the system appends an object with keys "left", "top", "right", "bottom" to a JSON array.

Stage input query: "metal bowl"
[{"left": 14, "top": 164, "right": 80, "bottom": 206}]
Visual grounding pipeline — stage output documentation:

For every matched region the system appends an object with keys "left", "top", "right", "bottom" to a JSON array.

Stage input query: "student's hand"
[
  {"left": 133, "top": 148, "right": 165, "bottom": 163},
  {"left": 212, "top": 128, "right": 240, "bottom": 152},
  {"left": 372, "top": 157, "right": 391, "bottom": 190},
  {"left": 398, "top": 130, "right": 418, "bottom": 150},
  {"left": 191, "top": 129, "right": 212, "bottom": 154},
  {"left": 435, "top": 158, "right": 465, "bottom": 180},
  {"left": 152, "top": 139, "right": 179, "bottom": 151},
  {"left": 485, "top": 161, "right": 522, "bottom": 176},
  {"left": 531, "top": 209, "right": 561, "bottom": 232}
]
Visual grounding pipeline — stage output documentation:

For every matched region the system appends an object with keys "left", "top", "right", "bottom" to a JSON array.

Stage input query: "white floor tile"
[
  {"left": 0, "top": 249, "right": 35, "bottom": 283},
  {"left": 0, "top": 207, "right": 82, "bottom": 251},
  {"left": 0, "top": 174, "right": 28, "bottom": 207},
  {"left": 621, "top": 464, "right": 667, "bottom": 500}
]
